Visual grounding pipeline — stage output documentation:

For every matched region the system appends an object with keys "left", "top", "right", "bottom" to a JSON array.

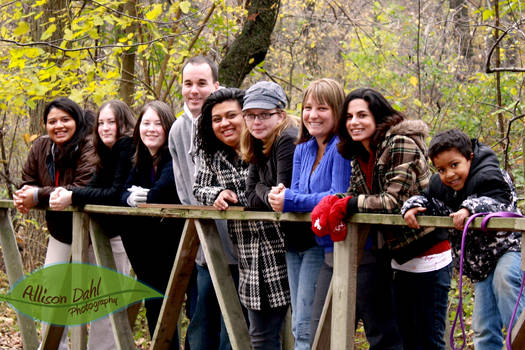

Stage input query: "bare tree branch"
[
  {"left": 485, "top": 18, "right": 525, "bottom": 73},
  {"left": 0, "top": 29, "right": 196, "bottom": 53},
  {"left": 88, "top": 0, "right": 201, "bottom": 26}
]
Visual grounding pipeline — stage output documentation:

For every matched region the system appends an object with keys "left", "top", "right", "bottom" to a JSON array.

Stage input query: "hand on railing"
[
  {"left": 49, "top": 187, "right": 72, "bottom": 211},
  {"left": 311, "top": 195, "right": 338, "bottom": 237},
  {"left": 126, "top": 186, "right": 150, "bottom": 207},
  {"left": 328, "top": 196, "right": 353, "bottom": 242},
  {"left": 13, "top": 185, "right": 36, "bottom": 214},
  {"left": 403, "top": 207, "right": 426, "bottom": 229},
  {"left": 214, "top": 189, "right": 238, "bottom": 210},
  {"left": 268, "top": 183, "right": 285, "bottom": 212},
  {"left": 450, "top": 208, "right": 470, "bottom": 230}
]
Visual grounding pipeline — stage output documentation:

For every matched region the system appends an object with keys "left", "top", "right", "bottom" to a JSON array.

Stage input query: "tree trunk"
[
  {"left": 449, "top": 0, "right": 471, "bottom": 59},
  {"left": 119, "top": 0, "right": 138, "bottom": 106},
  {"left": 28, "top": 0, "right": 69, "bottom": 135},
  {"left": 218, "top": 0, "right": 281, "bottom": 87}
]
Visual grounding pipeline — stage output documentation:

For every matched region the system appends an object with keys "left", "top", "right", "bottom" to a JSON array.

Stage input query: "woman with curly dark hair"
[
  {"left": 194, "top": 87, "right": 290, "bottom": 350},
  {"left": 313, "top": 88, "right": 451, "bottom": 349}
]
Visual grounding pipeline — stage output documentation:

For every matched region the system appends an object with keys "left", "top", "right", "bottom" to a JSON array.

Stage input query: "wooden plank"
[
  {"left": 71, "top": 212, "right": 90, "bottom": 350},
  {"left": 0, "top": 209, "right": 39, "bottom": 349},
  {"left": 281, "top": 307, "right": 294, "bottom": 350},
  {"left": 511, "top": 302, "right": 525, "bottom": 348},
  {"left": 194, "top": 219, "right": 253, "bottom": 350},
  {"left": 89, "top": 217, "right": 136, "bottom": 350},
  {"left": 331, "top": 222, "right": 368, "bottom": 350},
  {"left": 511, "top": 232, "right": 525, "bottom": 348},
  {"left": 312, "top": 279, "right": 332, "bottom": 350},
  {"left": 1, "top": 199, "right": 525, "bottom": 232},
  {"left": 151, "top": 219, "right": 200, "bottom": 350},
  {"left": 41, "top": 325, "right": 67, "bottom": 350},
  {"left": 138, "top": 203, "right": 245, "bottom": 211}
]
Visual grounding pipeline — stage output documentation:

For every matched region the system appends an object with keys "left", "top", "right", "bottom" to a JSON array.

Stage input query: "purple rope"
[
  {"left": 481, "top": 212, "right": 525, "bottom": 350},
  {"left": 450, "top": 212, "right": 488, "bottom": 350},
  {"left": 450, "top": 211, "right": 525, "bottom": 350}
]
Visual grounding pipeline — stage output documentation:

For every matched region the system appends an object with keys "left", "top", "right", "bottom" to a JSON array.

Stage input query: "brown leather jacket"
[{"left": 21, "top": 135, "right": 96, "bottom": 243}]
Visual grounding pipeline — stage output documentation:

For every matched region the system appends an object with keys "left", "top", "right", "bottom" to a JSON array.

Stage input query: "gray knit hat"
[{"left": 242, "top": 81, "right": 287, "bottom": 111}]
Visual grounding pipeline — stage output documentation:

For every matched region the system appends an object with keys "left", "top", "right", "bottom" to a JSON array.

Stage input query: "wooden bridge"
[{"left": 0, "top": 199, "right": 524, "bottom": 349}]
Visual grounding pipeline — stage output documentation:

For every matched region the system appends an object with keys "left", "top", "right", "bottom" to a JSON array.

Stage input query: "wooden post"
[
  {"left": 71, "top": 212, "right": 90, "bottom": 350},
  {"left": 510, "top": 232, "right": 525, "bottom": 347},
  {"left": 194, "top": 219, "right": 253, "bottom": 350},
  {"left": 151, "top": 219, "right": 200, "bottom": 350},
  {"left": 89, "top": 217, "right": 136, "bottom": 350},
  {"left": 312, "top": 279, "right": 332, "bottom": 350},
  {"left": 281, "top": 307, "right": 294, "bottom": 350},
  {"left": 330, "top": 222, "right": 368, "bottom": 350},
  {"left": 0, "top": 208, "right": 39, "bottom": 349},
  {"left": 331, "top": 223, "right": 359, "bottom": 350}
]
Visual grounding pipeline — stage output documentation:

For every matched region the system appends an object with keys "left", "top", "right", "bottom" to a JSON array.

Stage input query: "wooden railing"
[{"left": 0, "top": 199, "right": 524, "bottom": 350}]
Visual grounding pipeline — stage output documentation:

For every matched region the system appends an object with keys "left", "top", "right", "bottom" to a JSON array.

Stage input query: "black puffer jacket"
[{"left": 403, "top": 140, "right": 521, "bottom": 282}]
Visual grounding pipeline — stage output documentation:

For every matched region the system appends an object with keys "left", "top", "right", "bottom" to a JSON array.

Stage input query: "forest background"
[{"left": 0, "top": 0, "right": 524, "bottom": 348}]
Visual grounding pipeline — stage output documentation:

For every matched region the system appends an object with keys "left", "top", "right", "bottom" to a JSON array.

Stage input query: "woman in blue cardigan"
[{"left": 268, "top": 78, "right": 351, "bottom": 348}]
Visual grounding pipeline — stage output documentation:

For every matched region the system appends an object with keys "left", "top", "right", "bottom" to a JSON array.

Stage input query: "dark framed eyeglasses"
[{"left": 243, "top": 111, "right": 280, "bottom": 122}]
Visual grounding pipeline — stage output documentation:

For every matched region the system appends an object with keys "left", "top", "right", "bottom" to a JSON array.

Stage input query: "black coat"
[
  {"left": 245, "top": 125, "right": 315, "bottom": 251},
  {"left": 72, "top": 137, "right": 134, "bottom": 206},
  {"left": 119, "top": 148, "right": 185, "bottom": 334},
  {"left": 71, "top": 137, "right": 135, "bottom": 238}
]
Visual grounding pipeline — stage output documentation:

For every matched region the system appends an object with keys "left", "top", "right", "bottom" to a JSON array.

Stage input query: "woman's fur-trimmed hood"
[{"left": 386, "top": 119, "right": 429, "bottom": 153}]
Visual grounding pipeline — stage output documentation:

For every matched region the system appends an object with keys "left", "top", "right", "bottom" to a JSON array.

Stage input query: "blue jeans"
[
  {"left": 286, "top": 246, "right": 324, "bottom": 350},
  {"left": 187, "top": 263, "right": 241, "bottom": 350},
  {"left": 247, "top": 306, "right": 288, "bottom": 350},
  {"left": 309, "top": 251, "right": 403, "bottom": 350},
  {"left": 473, "top": 251, "right": 525, "bottom": 350},
  {"left": 393, "top": 263, "right": 452, "bottom": 350}
]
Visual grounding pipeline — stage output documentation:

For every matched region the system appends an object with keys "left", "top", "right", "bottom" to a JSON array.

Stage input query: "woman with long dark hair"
[
  {"left": 49, "top": 99, "right": 135, "bottom": 349},
  {"left": 314, "top": 88, "right": 450, "bottom": 349},
  {"left": 120, "top": 101, "right": 183, "bottom": 347},
  {"left": 14, "top": 97, "right": 97, "bottom": 349}
]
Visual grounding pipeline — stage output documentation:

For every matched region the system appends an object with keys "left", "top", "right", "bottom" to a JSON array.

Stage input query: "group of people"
[{"left": 12, "top": 54, "right": 525, "bottom": 350}]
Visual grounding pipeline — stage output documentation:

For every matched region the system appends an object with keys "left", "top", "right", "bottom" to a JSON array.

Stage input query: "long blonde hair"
[{"left": 241, "top": 110, "right": 294, "bottom": 164}]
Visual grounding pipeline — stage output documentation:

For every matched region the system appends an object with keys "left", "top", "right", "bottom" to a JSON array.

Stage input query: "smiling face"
[
  {"left": 97, "top": 106, "right": 118, "bottom": 148},
  {"left": 345, "top": 98, "right": 377, "bottom": 152},
  {"left": 432, "top": 148, "right": 473, "bottom": 191},
  {"left": 211, "top": 100, "right": 244, "bottom": 150},
  {"left": 302, "top": 94, "right": 335, "bottom": 144},
  {"left": 139, "top": 108, "right": 166, "bottom": 156},
  {"left": 46, "top": 107, "right": 77, "bottom": 147},
  {"left": 244, "top": 108, "right": 285, "bottom": 142},
  {"left": 182, "top": 63, "right": 219, "bottom": 117}
]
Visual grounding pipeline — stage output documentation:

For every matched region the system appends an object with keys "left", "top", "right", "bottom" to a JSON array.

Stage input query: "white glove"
[{"left": 126, "top": 186, "right": 150, "bottom": 207}]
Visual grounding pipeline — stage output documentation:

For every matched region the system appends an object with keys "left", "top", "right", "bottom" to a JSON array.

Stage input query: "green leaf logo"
[{"left": 0, "top": 263, "right": 163, "bottom": 325}]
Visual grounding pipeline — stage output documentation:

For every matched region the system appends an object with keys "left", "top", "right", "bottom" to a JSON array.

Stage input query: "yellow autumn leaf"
[
  {"left": 13, "top": 21, "right": 29, "bottom": 36},
  {"left": 145, "top": 4, "right": 162, "bottom": 20},
  {"left": 409, "top": 76, "right": 418, "bottom": 87},
  {"left": 24, "top": 133, "right": 39, "bottom": 144},
  {"left": 180, "top": 1, "right": 191, "bottom": 14},
  {"left": 41, "top": 24, "right": 56, "bottom": 40}
]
